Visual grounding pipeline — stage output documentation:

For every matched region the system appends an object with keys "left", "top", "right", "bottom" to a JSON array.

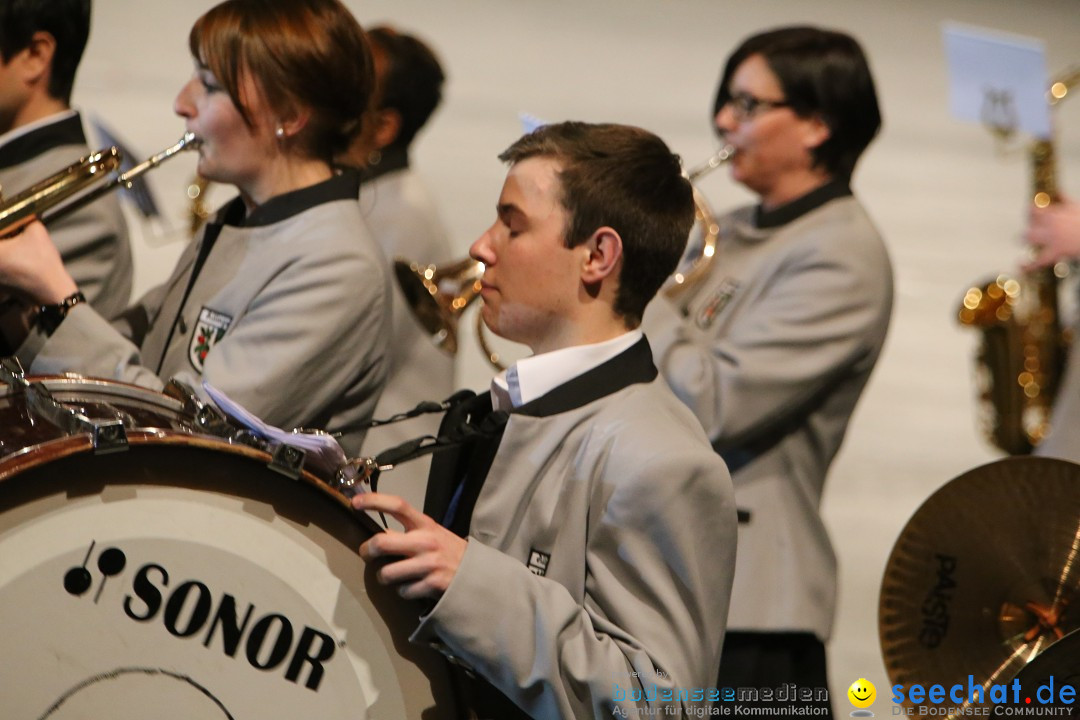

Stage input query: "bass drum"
[{"left": 0, "top": 377, "right": 456, "bottom": 719}]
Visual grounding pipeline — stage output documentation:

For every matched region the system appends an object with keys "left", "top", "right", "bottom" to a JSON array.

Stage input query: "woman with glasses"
[
  {"left": 642, "top": 26, "right": 893, "bottom": 716},
  {"left": 0, "top": 0, "right": 389, "bottom": 456}
]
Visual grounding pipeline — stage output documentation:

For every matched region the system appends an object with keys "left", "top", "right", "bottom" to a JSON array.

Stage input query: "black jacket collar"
[
  {"left": 215, "top": 168, "right": 361, "bottom": 228},
  {"left": 0, "top": 112, "right": 85, "bottom": 170},
  {"left": 514, "top": 336, "right": 658, "bottom": 417},
  {"left": 755, "top": 177, "right": 852, "bottom": 229},
  {"left": 422, "top": 336, "right": 659, "bottom": 524}
]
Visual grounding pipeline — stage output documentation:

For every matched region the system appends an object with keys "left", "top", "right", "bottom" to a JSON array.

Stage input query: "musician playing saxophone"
[
  {"left": 0, "top": 0, "right": 390, "bottom": 455},
  {"left": 1026, "top": 195, "right": 1080, "bottom": 462},
  {"left": 0, "top": 0, "right": 131, "bottom": 320},
  {"left": 640, "top": 26, "right": 893, "bottom": 715}
]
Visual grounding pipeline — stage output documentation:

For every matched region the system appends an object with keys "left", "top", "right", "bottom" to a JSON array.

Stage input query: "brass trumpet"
[
  {"left": 395, "top": 257, "right": 514, "bottom": 370},
  {"left": 186, "top": 173, "right": 213, "bottom": 237},
  {"left": 394, "top": 256, "right": 484, "bottom": 356},
  {"left": 0, "top": 132, "right": 199, "bottom": 238}
]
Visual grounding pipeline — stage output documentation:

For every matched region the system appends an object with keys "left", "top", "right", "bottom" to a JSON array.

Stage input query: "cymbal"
[
  {"left": 993, "top": 629, "right": 1080, "bottom": 714},
  {"left": 880, "top": 456, "right": 1080, "bottom": 708},
  {"left": 1013, "top": 627, "right": 1080, "bottom": 684}
]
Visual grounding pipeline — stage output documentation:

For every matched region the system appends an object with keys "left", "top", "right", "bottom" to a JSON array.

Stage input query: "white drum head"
[{"left": 0, "top": 437, "right": 455, "bottom": 719}]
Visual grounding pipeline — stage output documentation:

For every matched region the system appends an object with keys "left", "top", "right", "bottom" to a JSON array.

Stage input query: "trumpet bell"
[
  {"left": 394, "top": 257, "right": 484, "bottom": 355},
  {"left": 0, "top": 148, "right": 122, "bottom": 237}
]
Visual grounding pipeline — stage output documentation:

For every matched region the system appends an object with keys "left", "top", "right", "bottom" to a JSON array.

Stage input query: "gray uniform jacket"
[
  {"left": 17, "top": 172, "right": 390, "bottom": 456},
  {"left": 0, "top": 112, "right": 132, "bottom": 318},
  {"left": 358, "top": 156, "right": 455, "bottom": 510},
  {"left": 642, "top": 189, "right": 893, "bottom": 641},
  {"left": 415, "top": 338, "right": 737, "bottom": 719}
]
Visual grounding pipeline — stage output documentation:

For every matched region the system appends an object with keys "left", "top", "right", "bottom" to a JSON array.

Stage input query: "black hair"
[
  {"left": 0, "top": 0, "right": 91, "bottom": 103},
  {"left": 367, "top": 25, "right": 445, "bottom": 151},
  {"left": 714, "top": 26, "right": 882, "bottom": 179}
]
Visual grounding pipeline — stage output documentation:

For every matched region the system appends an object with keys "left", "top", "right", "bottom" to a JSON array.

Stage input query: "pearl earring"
[{"left": 275, "top": 126, "right": 285, "bottom": 139}]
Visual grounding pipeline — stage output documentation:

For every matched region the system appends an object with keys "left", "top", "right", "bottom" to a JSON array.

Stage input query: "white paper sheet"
[{"left": 942, "top": 23, "right": 1051, "bottom": 138}]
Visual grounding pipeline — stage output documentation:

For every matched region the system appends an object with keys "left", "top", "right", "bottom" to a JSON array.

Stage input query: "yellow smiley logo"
[{"left": 848, "top": 678, "right": 876, "bottom": 709}]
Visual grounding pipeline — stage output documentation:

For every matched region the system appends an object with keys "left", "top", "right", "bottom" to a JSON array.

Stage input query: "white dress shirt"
[{"left": 490, "top": 329, "right": 644, "bottom": 411}]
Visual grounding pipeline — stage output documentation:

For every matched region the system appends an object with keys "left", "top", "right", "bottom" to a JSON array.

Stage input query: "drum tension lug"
[
  {"left": 0, "top": 356, "right": 28, "bottom": 387},
  {"left": 88, "top": 420, "right": 128, "bottom": 454},
  {"left": 268, "top": 443, "right": 306, "bottom": 480},
  {"left": 1, "top": 358, "right": 129, "bottom": 453}
]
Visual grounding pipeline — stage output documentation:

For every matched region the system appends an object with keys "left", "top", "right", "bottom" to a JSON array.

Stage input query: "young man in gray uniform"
[
  {"left": 353, "top": 121, "right": 738, "bottom": 719},
  {"left": 642, "top": 27, "right": 893, "bottom": 714},
  {"left": 0, "top": 0, "right": 131, "bottom": 319}
]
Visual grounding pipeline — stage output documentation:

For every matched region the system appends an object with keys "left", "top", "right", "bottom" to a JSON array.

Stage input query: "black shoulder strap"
[
  {"left": 420, "top": 391, "right": 500, "bottom": 522},
  {"left": 152, "top": 201, "right": 242, "bottom": 374}
]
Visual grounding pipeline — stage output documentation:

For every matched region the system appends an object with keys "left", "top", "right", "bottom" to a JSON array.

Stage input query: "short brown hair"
[
  {"left": 499, "top": 122, "right": 695, "bottom": 326},
  {"left": 189, "top": 0, "right": 373, "bottom": 161}
]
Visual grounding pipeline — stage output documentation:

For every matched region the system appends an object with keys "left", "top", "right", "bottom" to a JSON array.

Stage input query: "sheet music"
[{"left": 942, "top": 23, "right": 1051, "bottom": 139}]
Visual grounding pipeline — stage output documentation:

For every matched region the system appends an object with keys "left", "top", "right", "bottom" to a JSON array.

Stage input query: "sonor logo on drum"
[
  {"left": 62, "top": 542, "right": 340, "bottom": 692},
  {"left": 63, "top": 541, "right": 127, "bottom": 601}
]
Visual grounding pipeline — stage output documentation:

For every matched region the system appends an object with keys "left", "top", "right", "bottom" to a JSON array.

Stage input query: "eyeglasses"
[{"left": 723, "top": 92, "right": 791, "bottom": 121}]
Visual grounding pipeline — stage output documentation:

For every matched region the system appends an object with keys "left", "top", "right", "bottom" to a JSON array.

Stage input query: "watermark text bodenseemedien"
[{"left": 612, "top": 682, "right": 829, "bottom": 704}]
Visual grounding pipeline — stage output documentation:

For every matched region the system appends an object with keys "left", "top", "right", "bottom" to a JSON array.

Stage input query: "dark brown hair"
[
  {"left": 189, "top": 0, "right": 373, "bottom": 161},
  {"left": 366, "top": 25, "right": 445, "bottom": 152},
  {"left": 500, "top": 122, "right": 695, "bottom": 326},
  {"left": 0, "top": 0, "right": 90, "bottom": 103}
]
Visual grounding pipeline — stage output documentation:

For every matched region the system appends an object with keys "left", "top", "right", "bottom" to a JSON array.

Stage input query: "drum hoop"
[
  {"left": 0, "top": 430, "right": 379, "bottom": 534},
  {"left": 4, "top": 375, "right": 188, "bottom": 412},
  {"left": 0, "top": 377, "right": 373, "bottom": 530},
  {"left": 0, "top": 429, "right": 455, "bottom": 716}
]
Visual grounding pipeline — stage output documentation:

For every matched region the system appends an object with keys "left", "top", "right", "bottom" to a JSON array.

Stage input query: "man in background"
[
  {"left": 0, "top": 0, "right": 132, "bottom": 319},
  {"left": 343, "top": 25, "right": 455, "bottom": 511}
]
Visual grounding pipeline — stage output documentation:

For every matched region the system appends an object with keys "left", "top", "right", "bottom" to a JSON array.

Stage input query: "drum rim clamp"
[
  {"left": 164, "top": 378, "right": 310, "bottom": 480},
  {"left": 0, "top": 357, "right": 127, "bottom": 454}
]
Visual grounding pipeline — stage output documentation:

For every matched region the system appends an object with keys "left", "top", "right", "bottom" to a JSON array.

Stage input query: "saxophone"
[
  {"left": 664, "top": 144, "right": 734, "bottom": 311},
  {"left": 957, "top": 69, "right": 1080, "bottom": 454}
]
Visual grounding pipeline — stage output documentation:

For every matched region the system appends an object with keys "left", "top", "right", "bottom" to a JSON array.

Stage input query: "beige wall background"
[{"left": 73, "top": 0, "right": 1080, "bottom": 705}]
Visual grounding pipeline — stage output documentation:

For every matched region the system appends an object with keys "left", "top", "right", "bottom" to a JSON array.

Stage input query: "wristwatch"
[{"left": 36, "top": 291, "right": 86, "bottom": 335}]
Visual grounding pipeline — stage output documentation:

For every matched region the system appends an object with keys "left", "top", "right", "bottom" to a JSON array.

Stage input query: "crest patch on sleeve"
[
  {"left": 527, "top": 549, "right": 551, "bottom": 577},
  {"left": 189, "top": 306, "right": 233, "bottom": 372},
  {"left": 695, "top": 278, "right": 739, "bottom": 330}
]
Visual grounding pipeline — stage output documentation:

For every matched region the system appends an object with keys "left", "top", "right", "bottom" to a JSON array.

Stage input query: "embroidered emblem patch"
[
  {"left": 527, "top": 549, "right": 551, "bottom": 577},
  {"left": 189, "top": 306, "right": 232, "bottom": 372},
  {"left": 695, "top": 278, "right": 739, "bottom": 330}
]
